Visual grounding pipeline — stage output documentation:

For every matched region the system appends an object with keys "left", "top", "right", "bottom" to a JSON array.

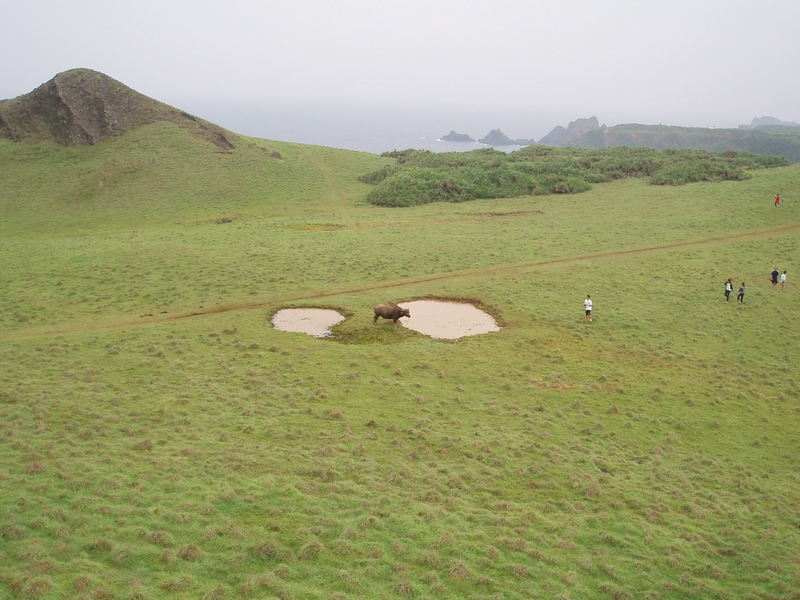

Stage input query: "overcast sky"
[{"left": 2, "top": 0, "right": 799, "bottom": 139}]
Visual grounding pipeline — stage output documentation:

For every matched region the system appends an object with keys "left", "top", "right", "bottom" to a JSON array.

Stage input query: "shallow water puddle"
[
  {"left": 272, "top": 308, "right": 345, "bottom": 338},
  {"left": 398, "top": 301, "right": 500, "bottom": 340}
]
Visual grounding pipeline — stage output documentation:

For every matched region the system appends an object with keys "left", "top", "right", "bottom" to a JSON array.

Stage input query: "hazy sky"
[{"left": 2, "top": 0, "right": 799, "bottom": 138}]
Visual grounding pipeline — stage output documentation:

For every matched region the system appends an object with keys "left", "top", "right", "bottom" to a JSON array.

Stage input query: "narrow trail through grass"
[
  {"left": 301, "top": 146, "right": 348, "bottom": 205},
  {"left": 3, "top": 219, "right": 797, "bottom": 341}
]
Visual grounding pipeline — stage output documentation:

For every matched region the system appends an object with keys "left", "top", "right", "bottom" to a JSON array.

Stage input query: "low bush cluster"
[{"left": 360, "top": 146, "right": 787, "bottom": 206}]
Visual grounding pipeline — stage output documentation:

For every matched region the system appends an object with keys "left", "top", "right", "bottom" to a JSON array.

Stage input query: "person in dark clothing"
[
  {"left": 737, "top": 282, "right": 746, "bottom": 303},
  {"left": 771, "top": 267, "right": 780, "bottom": 288}
]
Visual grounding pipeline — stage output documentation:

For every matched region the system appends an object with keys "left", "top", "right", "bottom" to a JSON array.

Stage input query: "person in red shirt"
[{"left": 775, "top": 193, "right": 781, "bottom": 208}]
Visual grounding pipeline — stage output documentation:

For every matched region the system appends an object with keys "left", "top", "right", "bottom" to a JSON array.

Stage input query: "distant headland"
[{"left": 440, "top": 115, "right": 800, "bottom": 162}]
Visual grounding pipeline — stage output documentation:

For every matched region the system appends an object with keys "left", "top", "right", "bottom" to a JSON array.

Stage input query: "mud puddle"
[
  {"left": 398, "top": 301, "right": 500, "bottom": 340},
  {"left": 272, "top": 308, "right": 345, "bottom": 338}
]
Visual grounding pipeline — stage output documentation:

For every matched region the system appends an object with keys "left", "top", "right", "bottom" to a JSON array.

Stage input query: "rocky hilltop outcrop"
[
  {"left": 0, "top": 68, "right": 236, "bottom": 149},
  {"left": 538, "top": 117, "right": 599, "bottom": 147}
]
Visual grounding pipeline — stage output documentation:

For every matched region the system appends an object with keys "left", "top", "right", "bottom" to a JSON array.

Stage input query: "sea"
[{"left": 175, "top": 100, "right": 571, "bottom": 155}]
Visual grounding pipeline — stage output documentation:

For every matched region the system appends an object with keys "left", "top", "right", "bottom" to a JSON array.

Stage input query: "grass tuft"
[
  {"left": 449, "top": 559, "right": 471, "bottom": 580},
  {"left": 178, "top": 544, "right": 204, "bottom": 561},
  {"left": 297, "top": 540, "right": 324, "bottom": 561}
]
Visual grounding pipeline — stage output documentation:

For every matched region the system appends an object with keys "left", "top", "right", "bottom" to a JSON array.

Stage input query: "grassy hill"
[
  {"left": 0, "top": 68, "right": 235, "bottom": 150},
  {"left": 0, "top": 122, "right": 383, "bottom": 235},
  {"left": 2, "top": 102, "right": 800, "bottom": 599}
]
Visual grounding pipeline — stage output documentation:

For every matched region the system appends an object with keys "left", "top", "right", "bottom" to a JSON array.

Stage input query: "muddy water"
[
  {"left": 271, "top": 308, "right": 345, "bottom": 338},
  {"left": 398, "top": 301, "right": 500, "bottom": 340}
]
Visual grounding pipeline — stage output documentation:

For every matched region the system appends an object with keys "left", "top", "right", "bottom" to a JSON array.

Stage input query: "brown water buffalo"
[{"left": 373, "top": 304, "right": 411, "bottom": 325}]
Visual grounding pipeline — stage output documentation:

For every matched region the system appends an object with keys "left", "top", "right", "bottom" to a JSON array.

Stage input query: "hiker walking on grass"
[
  {"left": 781, "top": 271, "right": 787, "bottom": 291},
  {"left": 725, "top": 278, "right": 733, "bottom": 301},
  {"left": 771, "top": 267, "right": 780, "bottom": 289},
  {"left": 775, "top": 193, "right": 781, "bottom": 208},
  {"left": 737, "top": 282, "right": 746, "bottom": 303},
  {"left": 584, "top": 295, "right": 593, "bottom": 322}
]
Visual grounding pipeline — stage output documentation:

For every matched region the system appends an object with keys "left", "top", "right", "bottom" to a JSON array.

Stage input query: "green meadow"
[{"left": 1, "top": 122, "right": 800, "bottom": 599}]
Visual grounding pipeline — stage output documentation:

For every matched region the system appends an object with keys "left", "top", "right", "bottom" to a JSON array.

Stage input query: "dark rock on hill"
[
  {"left": 477, "top": 129, "right": 534, "bottom": 146},
  {"left": 0, "top": 68, "right": 236, "bottom": 149},
  {"left": 441, "top": 131, "right": 475, "bottom": 142},
  {"left": 538, "top": 117, "right": 599, "bottom": 146}
]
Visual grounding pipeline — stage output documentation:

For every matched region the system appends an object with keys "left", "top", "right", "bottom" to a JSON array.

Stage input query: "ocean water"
[{"left": 176, "top": 100, "right": 568, "bottom": 155}]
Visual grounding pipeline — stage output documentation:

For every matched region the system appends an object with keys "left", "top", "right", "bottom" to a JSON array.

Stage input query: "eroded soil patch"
[
  {"left": 286, "top": 223, "right": 345, "bottom": 231},
  {"left": 398, "top": 300, "right": 501, "bottom": 340},
  {"left": 271, "top": 308, "right": 345, "bottom": 338}
]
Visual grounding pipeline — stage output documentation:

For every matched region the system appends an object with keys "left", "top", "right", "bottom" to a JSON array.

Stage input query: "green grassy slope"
[
  {"left": 0, "top": 123, "right": 387, "bottom": 235},
  {"left": 1, "top": 126, "right": 800, "bottom": 599}
]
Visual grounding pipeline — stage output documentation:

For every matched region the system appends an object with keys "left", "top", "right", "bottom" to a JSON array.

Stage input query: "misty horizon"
[
  {"left": 3, "top": 0, "right": 798, "bottom": 151},
  {"left": 168, "top": 97, "right": 797, "bottom": 154},
  {"left": 2, "top": 69, "right": 796, "bottom": 155}
]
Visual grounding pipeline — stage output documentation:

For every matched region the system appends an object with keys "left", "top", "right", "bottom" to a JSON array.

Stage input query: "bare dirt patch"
[
  {"left": 484, "top": 210, "right": 543, "bottom": 217},
  {"left": 398, "top": 300, "right": 501, "bottom": 340},
  {"left": 286, "top": 224, "right": 345, "bottom": 232},
  {"left": 271, "top": 308, "right": 345, "bottom": 338}
]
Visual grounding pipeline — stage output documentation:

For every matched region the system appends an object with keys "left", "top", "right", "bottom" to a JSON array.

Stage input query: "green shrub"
[{"left": 360, "top": 145, "right": 786, "bottom": 206}]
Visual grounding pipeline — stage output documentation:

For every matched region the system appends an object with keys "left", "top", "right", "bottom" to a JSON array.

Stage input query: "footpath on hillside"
[{"left": 1, "top": 221, "right": 798, "bottom": 341}]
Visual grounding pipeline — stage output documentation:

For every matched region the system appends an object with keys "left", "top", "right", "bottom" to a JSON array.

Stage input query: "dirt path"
[
  {"left": 301, "top": 147, "right": 347, "bottom": 205},
  {"left": 3, "top": 221, "right": 798, "bottom": 340},
  {"left": 238, "top": 220, "right": 800, "bottom": 303}
]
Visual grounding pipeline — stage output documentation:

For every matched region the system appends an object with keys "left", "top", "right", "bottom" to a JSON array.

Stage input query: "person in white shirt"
[
  {"left": 781, "top": 271, "right": 787, "bottom": 291},
  {"left": 584, "top": 295, "right": 593, "bottom": 322}
]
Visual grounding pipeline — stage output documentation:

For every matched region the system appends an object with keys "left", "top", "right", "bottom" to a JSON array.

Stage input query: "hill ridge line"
[{"left": 1, "top": 221, "right": 797, "bottom": 340}]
